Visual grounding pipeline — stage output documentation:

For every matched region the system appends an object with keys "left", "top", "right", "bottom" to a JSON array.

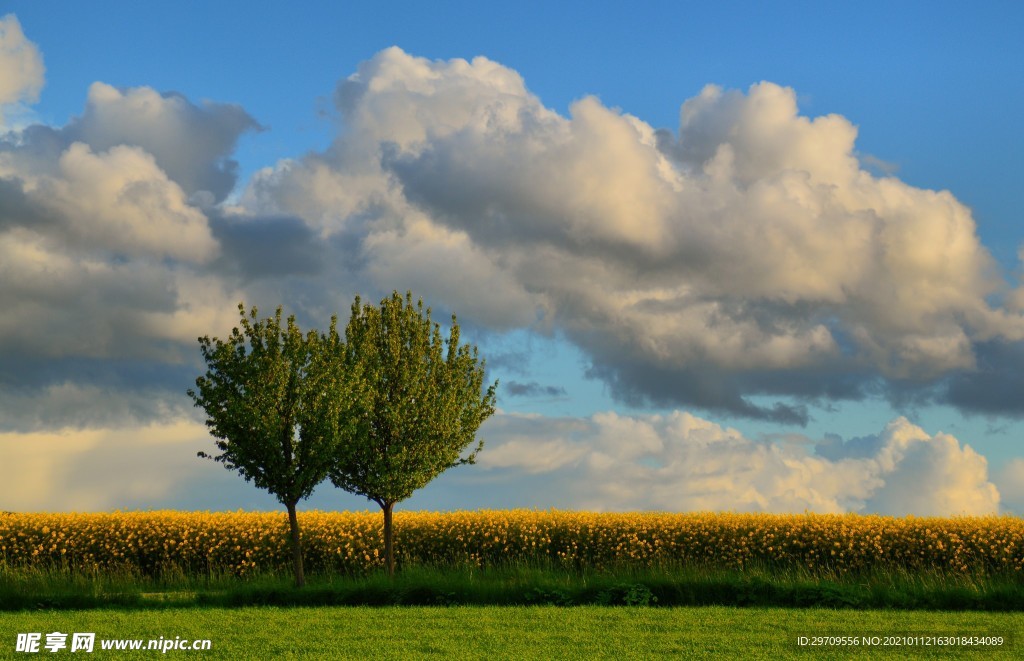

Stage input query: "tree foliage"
[
  {"left": 187, "top": 303, "right": 359, "bottom": 586},
  {"left": 329, "top": 291, "right": 497, "bottom": 574}
]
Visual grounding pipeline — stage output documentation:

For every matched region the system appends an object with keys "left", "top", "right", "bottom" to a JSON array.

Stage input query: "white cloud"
[
  {"left": 0, "top": 420, "right": 215, "bottom": 511},
  {"left": 0, "top": 409, "right": 1006, "bottom": 515},
  {"left": 33, "top": 142, "right": 220, "bottom": 262},
  {"left": 853, "top": 419, "right": 999, "bottom": 516},
  {"left": 242, "top": 47, "right": 1024, "bottom": 419},
  {"left": 0, "top": 416, "right": 386, "bottom": 512},
  {"left": 476, "top": 411, "right": 1000, "bottom": 516},
  {"left": 481, "top": 437, "right": 587, "bottom": 474},
  {"left": 361, "top": 214, "right": 544, "bottom": 329},
  {"left": 0, "top": 15, "right": 43, "bottom": 123},
  {"left": 65, "top": 82, "right": 259, "bottom": 202}
]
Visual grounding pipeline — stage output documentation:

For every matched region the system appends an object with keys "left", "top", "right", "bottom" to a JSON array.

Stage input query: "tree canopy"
[
  {"left": 188, "top": 303, "right": 360, "bottom": 586},
  {"left": 329, "top": 291, "right": 497, "bottom": 574}
]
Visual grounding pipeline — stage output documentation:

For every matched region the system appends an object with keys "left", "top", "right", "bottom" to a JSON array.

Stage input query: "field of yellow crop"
[{"left": 1, "top": 510, "right": 1022, "bottom": 578}]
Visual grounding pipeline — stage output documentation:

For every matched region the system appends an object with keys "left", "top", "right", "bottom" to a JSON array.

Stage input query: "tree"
[
  {"left": 329, "top": 291, "right": 497, "bottom": 576},
  {"left": 187, "top": 303, "right": 359, "bottom": 587}
]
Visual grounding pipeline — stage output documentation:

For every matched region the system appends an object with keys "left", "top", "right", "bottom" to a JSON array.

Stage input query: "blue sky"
[{"left": 2, "top": 2, "right": 1023, "bottom": 515}]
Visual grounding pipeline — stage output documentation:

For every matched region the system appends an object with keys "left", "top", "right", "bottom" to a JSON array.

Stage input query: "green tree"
[
  {"left": 330, "top": 291, "right": 497, "bottom": 576},
  {"left": 187, "top": 303, "right": 359, "bottom": 587}
]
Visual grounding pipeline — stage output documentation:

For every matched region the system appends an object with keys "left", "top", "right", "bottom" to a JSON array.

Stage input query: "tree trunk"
[
  {"left": 286, "top": 501, "right": 306, "bottom": 588},
  {"left": 382, "top": 501, "right": 395, "bottom": 577}
]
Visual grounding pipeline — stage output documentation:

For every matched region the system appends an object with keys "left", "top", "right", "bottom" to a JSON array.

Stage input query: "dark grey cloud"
[
  {"left": 937, "top": 340, "right": 1024, "bottom": 416},
  {"left": 584, "top": 359, "right": 811, "bottom": 425},
  {"left": 0, "top": 176, "right": 41, "bottom": 228},
  {"left": 814, "top": 432, "right": 885, "bottom": 462},
  {"left": 208, "top": 213, "right": 326, "bottom": 282},
  {"left": 503, "top": 380, "right": 568, "bottom": 398}
]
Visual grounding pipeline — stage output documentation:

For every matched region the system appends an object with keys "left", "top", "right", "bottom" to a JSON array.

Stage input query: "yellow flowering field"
[{"left": 1, "top": 510, "right": 1021, "bottom": 578}]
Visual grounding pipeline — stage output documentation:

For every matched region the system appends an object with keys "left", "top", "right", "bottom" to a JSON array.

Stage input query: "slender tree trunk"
[
  {"left": 286, "top": 501, "right": 306, "bottom": 588},
  {"left": 383, "top": 501, "right": 395, "bottom": 577}
]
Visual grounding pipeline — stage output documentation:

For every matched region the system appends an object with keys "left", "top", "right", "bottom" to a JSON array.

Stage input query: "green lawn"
[{"left": 1, "top": 606, "right": 1020, "bottom": 659}]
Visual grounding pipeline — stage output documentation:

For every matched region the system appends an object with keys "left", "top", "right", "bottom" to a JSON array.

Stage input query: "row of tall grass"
[{"left": 2, "top": 559, "right": 1022, "bottom": 611}]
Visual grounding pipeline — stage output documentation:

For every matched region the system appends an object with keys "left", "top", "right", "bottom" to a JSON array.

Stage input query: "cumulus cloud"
[
  {"left": 242, "top": 47, "right": 1024, "bottom": 420},
  {"left": 0, "top": 224, "right": 245, "bottom": 431},
  {"left": 63, "top": 82, "right": 260, "bottom": 202},
  {"left": 0, "top": 21, "right": 261, "bottom": 432},
  {"left": 993, "top": 458, "right": 1024, "bottom": 515},
  {"left": 0, "top": 14, "right": 44, "bottom": 123},
  {"left": 0, "top": 407, "right": 1004, "bottom": 515},
  {"left": 0, "top": 421, "right": 239, "bottom": 511},
  {"left": 475, "top": 411, "right": 1000, "bottom": 516},
  {"left": 36, "top": 142, "right": 219, "bottom": 261}
]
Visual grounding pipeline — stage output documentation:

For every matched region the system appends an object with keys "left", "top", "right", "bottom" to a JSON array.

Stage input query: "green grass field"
[{"left": 1, "top": 605, "right": 1020, "bottom": 659}]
